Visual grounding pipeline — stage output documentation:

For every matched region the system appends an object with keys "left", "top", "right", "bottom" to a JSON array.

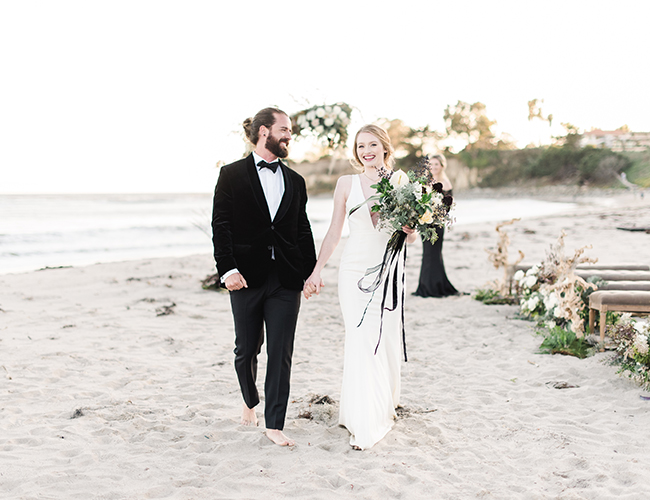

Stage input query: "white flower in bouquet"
[
  {"left": 633, "top": 333, "right": 649, "bottom": 356},
  {"left": 527, "top": 295, "right": 540, "bottom": 311},
  {"left": 633, "top": 320, "right": 648, "bottom": 333},
  {"left": 526, "top": 265, "right": 539, "bottom": 276},
  {"left": 524, "top": 274, "right": 537, "bottom": 288},
  {"left": 297, "top": 115, "right": 308, "bottom": 127},
  {"left": 311, "top": 119, "right": 320, "bottom": 128},
  {"left": 513, "top": 269, "right": 525, "bottom": 282},
  {"left": 333, "top": 105, "right": 341, "bottom": 114},
  {"left": 546, "top": 320, "right": 556, "bottom": 329},
  {"left": 306, "top": 110, "right": 316, "bottom": 121},
  {"left": 620, "top": 313, "right": 633, "bottom": 324},
  {"left": 390, "top": 169, "right": 410, "bottom": 187},
  {"left": 324, "top": 117, "right": 334, "bottom": 127},
  {"left": 316, "top": 107, "right": 325, "bottom": 117},
  {"left": 543, "top": 291, "right": 558, "bottom": 310},
  {"left": 314, "top": 125, "right": 324, "bottom": 134}
]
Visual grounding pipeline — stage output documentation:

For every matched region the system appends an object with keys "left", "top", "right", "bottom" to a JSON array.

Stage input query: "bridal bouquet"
[
  {"left": 351, "top": 157, "right": 454, "bottom": 242},
  {"left": 369, "top": 164, "right": 454, "bottom": 243}
]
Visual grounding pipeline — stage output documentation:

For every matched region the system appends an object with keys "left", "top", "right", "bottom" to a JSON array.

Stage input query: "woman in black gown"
[{"left": 414, "top": 154, "right": 459, "bottom": 297}]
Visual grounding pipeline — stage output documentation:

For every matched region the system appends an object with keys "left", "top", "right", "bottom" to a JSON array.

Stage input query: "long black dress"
[{"left": 413, "top": 189, "right": 458, "bottom": 298}]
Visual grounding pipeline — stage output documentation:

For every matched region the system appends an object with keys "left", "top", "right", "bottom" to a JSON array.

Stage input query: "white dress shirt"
[{"left": 252, "top": 151, "right": 285, "bottom": 220}]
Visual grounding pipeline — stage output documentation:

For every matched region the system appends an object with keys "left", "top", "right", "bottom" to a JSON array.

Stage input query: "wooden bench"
[
  {"left": 508, "top": 266, "right": 650, "bottom": 296},
  {"left": 509, "top": 265, "right": 650, "bottom": 290},
  {"left": 514, "top": 264, "right": 650, "bottom": 273},
  {"left": 576, "top": 270, "right": 650, "bottom": 282},
  {"left": 597, "top": 281, "right": 650, "bottom": 291},
  {"left": 588, "top": 291, "right": 650, "bottom": 349},
  {"left": 577, "top": 264, "right": 650, "bottom": 271}
]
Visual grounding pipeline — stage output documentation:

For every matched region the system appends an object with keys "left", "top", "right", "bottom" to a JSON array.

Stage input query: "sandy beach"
[{"left": 2, "top": 191, "right": 650, "bottom": 499}]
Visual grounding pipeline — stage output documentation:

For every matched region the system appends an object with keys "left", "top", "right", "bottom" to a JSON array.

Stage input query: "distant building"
[{"left": 581, "top": 129, "right": 650, "bottom": 152}]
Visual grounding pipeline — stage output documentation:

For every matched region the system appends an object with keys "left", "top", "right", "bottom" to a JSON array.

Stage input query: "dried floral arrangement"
[
  {"left": 608, "top": 315, "right": 650, "bottom": 390},
  {"left": 477, "top": 218, "right": 524, "bottom": 302},
  {"left": 514, "top": 230, "right": 598, "bottom": 337}
]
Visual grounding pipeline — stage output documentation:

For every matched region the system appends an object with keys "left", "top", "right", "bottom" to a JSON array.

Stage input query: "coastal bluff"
[{"left": 289, "top": 156, "right": 475, "bottom": 195}]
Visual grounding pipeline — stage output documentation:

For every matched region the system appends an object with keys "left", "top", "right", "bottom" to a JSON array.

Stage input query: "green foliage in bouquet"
[
  {"left": 291, "top": 103, "right": 353, "bottom": 151},
  {"left": 538, "top": 325, "right": 594, "bottom": 359},
  {"left": 367, "top": 163, "right": 454, "bottom": 243},
  {"left": 608, "top": 317, "right": 650, "bottom": 390}
]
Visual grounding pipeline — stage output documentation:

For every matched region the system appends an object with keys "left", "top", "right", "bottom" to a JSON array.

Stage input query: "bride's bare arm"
[{"left": 303, "top": 176, "right": 352, "bottom": 299}]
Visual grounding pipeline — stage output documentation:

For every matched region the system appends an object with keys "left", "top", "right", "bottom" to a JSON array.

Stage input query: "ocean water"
[{"left": 0, "top": 193, "right": 576, "bottom": 275}]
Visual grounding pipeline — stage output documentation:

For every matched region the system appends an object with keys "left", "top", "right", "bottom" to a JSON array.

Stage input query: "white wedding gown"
[{"left": 338, "top": 175, "right": 402, "bottom": 450}]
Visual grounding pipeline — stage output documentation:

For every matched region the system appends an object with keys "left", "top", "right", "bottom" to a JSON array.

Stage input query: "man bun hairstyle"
[{"left": 243, "top": 107, "right": 288, "bottom": 145}]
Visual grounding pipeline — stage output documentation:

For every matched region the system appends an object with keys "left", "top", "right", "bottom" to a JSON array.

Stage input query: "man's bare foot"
[
  {"left": 241, "top": 404, "right": 258, "bottom": 426},
  {"left": 265, "top": 429, "right": 295, "bottom": 446}
]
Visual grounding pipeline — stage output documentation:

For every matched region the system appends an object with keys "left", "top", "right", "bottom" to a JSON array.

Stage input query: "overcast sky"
[{"left": 2, "top": 0, "right": 649, "bottom": 193}]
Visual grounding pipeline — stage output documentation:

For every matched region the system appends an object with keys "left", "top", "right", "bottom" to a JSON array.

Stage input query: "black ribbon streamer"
[{"left": 357, "top": 230, "right": 408, "bottom": 362}]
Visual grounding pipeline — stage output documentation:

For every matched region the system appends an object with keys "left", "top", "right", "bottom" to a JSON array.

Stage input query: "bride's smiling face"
[{"left": 356, "top": 132, "right": 386, "bottom": 168}]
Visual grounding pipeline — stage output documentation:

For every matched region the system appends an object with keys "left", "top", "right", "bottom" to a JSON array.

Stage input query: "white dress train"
[{"left": 338, "top": 175, "right": 402, "bottom": 450}]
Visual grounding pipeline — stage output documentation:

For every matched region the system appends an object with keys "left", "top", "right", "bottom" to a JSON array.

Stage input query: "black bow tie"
[{"left": 257, "top": 160, "right": 280, "bottom": 173}]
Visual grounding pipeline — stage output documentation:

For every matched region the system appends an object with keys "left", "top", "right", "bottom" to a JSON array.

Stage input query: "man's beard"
[{"left": 266, "top": 132, "right": 289, "bottom": 158}]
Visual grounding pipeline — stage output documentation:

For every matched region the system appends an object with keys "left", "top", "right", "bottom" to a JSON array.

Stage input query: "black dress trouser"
[{"left": 229, "top": 263, "right": 301, "bottom": 430}]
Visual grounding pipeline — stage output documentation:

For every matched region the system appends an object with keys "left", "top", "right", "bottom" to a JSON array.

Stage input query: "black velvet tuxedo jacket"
[{"left": 212, "top": 154, "right": 317, "bottom": 291}]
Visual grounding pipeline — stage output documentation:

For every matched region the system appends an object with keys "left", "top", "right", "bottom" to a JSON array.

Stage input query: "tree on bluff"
[
  {"left": 527, "top": 98, "right": 553, "bottom": 127},
  {"left": 379, "top": 118, "right": 442, "bottom": 170},
  {"left": 443, "top": 100, "right": 511, "bottom": 150},
  {"left": 553, "top": 122, "right": 582, "bottom": 150}
]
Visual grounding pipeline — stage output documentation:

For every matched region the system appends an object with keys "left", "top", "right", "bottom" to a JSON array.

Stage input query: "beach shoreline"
[
  {"left": 2, "top": 192, "right": 650, "bottom": 499},
  {"left": 3, "top": 187, "right": 646, "bottom": 277}
]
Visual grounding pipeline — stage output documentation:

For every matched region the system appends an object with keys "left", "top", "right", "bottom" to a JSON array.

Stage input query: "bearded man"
[{"left": 212, "top": 107, "right": 317, "bottom": 446}]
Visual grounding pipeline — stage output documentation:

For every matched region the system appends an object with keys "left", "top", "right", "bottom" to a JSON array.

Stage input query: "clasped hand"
[{"left": 303, "top": 273, "right": 324, "bottom": 299}]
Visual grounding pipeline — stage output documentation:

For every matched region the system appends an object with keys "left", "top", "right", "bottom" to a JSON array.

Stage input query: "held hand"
[
  {"left": 303, "top": 274, "right": 324, "bottom": 299},
  {"left": 401, "top": 225, "right": 415, "bottom": 235},
  {"left": 225, "top": 272, "right": 248, "bottom": 291}
]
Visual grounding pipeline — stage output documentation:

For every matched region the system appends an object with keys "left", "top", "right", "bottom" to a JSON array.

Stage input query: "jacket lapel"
[
  {"left": 273, "top": 161, "right": 294, "bottom": 222},
  {"left": 245, "top": 154, "right": 273, "bottom": 222}
]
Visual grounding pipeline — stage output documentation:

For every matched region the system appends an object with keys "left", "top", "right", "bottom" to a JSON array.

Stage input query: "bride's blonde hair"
[{"left": 350, "top": 124, "right": 395, "bottom": 172}]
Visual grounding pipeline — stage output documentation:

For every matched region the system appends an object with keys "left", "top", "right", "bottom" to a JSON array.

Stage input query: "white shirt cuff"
[{"left": 220, "top": 269, "right": 239, "bottom": 283}]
